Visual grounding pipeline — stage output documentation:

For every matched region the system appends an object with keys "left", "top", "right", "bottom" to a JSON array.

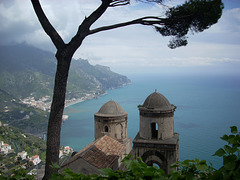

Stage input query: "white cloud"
[
  {"left": 0, "top": 0, "right": 39, "bottom": 43},
  {"left": 0, "top": 0, "right": 239, "bottom": 75}
]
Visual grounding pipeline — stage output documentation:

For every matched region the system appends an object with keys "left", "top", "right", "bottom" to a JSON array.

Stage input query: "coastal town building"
[
  {"left": 0, "top": 141, "right": 12, "bottom": 154},
  {"left": 30, "top": 155, "right": 41, "bottom": 165},
  {"left": 17, "top": 151, "right": 28, "bottom": 160},
  {"left": 64, "top": 146, "right": 74, "bottom": 154},
  {"left": 61, "top": 91, "right": 179, "bottom": 175}
]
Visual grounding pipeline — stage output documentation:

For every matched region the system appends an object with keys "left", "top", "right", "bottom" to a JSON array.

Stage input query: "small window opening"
[
  {"left": 104, "top": 126, "right": 109, "bottom": 132},
  {"left": 151, "top": 123, "right": 158, "bottom": 139}
]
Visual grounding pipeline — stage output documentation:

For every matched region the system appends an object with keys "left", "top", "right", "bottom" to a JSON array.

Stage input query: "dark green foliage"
[
  {"left": 170, "top": 159, "right": 214, "bottom": 180},
  {"left": 99, "top": 155, "right": 166, "bottom": 179},
  {"left": 212, "top": 126, "right": 240, "bottom": 179},
  {"left": 156, "top": 0, "right": 224, "bottom": 48},
  {"left": 0, "top": 168, "right": 35, "bottom": 180}
]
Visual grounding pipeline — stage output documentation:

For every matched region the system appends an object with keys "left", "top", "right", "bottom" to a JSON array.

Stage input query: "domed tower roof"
[
  {"left": 141, "top": 90, "right": 175, "bottom": 112},
  {"left": 95, "top": 100, "right": 127, "bottom": 117}
]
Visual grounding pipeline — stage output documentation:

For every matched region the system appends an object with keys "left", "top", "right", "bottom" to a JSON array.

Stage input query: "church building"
[
  {"left": 61, "top": 90, "right": 179, "bottom": 175},
  {"left": 132, "top": 90, "right": 179, "bottom": 174}
]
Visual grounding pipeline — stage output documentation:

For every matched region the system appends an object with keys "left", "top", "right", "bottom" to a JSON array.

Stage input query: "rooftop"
[
  {"left": 95, "top": 100, "right": 127, "bottom": 117},
  {"left": 62, "top": 135, "right": 126, "bottom": 169},
  {"left": 141, "top": 90, "right": 175, "bottom": 112}
]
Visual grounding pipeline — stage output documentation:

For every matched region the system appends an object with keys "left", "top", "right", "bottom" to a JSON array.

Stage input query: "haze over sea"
[{"left": 61, "top": 72, "right": 240, "bottom": 168}]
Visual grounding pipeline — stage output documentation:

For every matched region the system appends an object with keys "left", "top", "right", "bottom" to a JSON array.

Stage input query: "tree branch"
[
  {"left": 67, "top": 0, "right": 112, "bottom": 53},
  {"left": 88, "top": 16, "right": 165, "bottom": 35},
  {"left": 82, "top": 0, "right": 112, "bottom": 30},
  {"left": 109, "top": 0, "right": 130, "bottom": 7},
  {"left": 137, "top": 0, "right": 164, "bottom": 3},
  {"left": 31, "top": 0, "right": 65, "bottom": 50}
]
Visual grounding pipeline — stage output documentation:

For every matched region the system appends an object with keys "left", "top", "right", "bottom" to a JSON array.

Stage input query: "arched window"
[
  {"left": 151, "top": 122, "right": 158, "bottom": 139},
  {"left": 104, "top": 125, "right": 109, "bottom": 132}
]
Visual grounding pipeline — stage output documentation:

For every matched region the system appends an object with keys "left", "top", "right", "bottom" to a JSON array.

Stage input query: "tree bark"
[{"left": 43, "top": 50, "right": 72, "bottom": 179}]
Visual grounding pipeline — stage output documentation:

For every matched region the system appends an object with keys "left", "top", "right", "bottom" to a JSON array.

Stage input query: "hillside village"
[
  {"left": 20, "top": 96, "right": 51, "bottom": 112},
  {"left": 20, "top": 92, "right": 102, "bottom": 112},
  {"left": 0, "top": 121, "right": 74, "bottom": 177}
]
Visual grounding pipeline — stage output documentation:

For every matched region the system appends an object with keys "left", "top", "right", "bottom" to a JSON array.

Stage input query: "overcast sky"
[{"left": 0, "top": 0, "right": 240, "bottom": 76}]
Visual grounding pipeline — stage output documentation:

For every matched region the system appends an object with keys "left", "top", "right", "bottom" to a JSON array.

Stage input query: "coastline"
[
  {"left": 64, "top": 92, "right": 107, "bottom": 108},
  {"left": 64, "top": 82, "right": 132, "bottom": 108}
]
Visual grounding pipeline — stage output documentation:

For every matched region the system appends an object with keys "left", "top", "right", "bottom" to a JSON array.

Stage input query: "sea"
[{"left": 61, "top": 73, "right": 240, "bottom": 169}]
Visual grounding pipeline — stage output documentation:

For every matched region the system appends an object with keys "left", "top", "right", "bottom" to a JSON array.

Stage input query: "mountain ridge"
[
  {"left": 0, "top": 44, "right": 131, "bottom": 100},
  {"left": 0, "top": 44, "right": 131, "bottom": 135}
]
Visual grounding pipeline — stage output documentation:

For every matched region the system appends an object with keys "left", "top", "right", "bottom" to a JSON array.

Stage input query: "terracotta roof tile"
[
  {"left": 62, "top": 135, "right": 126, "bottom": 169},
  {"left": 32, "top": 155, "right": 39, "bottom": 159}
]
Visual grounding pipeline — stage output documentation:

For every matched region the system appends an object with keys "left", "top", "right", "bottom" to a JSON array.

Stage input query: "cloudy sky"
[{"left": 0, "top": 0, "right": 240, "bottom": 76}]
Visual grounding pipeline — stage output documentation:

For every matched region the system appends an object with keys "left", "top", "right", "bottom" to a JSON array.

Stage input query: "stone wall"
[
  {"left": 94, "top": 115, "right": 128, "bottom": 141},
  {"left": 139, "top": 113, "right": 174, "bottom": 140},
  {"left": 133, "top": 133, "right": 179, "bottom": 174}
]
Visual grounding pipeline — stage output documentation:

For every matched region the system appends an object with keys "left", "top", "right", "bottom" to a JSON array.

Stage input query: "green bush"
[{"left": 0, "top": 168, "right": 35, "bottom": 180}]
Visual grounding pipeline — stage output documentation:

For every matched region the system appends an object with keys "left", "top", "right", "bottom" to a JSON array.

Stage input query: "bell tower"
[
  {"left": 133, "top": 90, "right": 179, "bottom": 174},
  {"left": 94, "top": 100, "right": 131, "bottom": 153}
]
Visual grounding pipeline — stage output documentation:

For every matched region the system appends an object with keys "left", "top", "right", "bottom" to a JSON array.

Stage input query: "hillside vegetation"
[
  {"left": 0, "top": 44, "right": 130, "bottom": 135},
  {"left": 0, "top": 125, "right": 46, "bottom": 160},
  {"left": 0, "top": 44, "right": 130, "bottom": 100},
  {"left": 0, "top": 89, "right": 48, "bottom": 135}
]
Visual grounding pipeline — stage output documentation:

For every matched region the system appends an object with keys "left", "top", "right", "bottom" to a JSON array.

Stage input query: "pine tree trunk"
[{"left": 43, "top": 52, "right": 72, "bottom": 180}]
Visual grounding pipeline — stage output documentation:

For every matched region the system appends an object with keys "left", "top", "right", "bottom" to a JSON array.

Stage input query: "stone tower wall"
[
  {"left": 133, "top": 133, "right": 179, "bottom": 174},
  {"left": 139, "top": 113, "right": 174, "bottom": 140},
  {"left": 94, "top": 115, "right": 128, "bottom": 141}
]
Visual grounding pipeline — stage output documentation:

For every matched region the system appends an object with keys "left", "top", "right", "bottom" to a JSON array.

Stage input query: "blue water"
[{"left": 61, "top": 73, "right": 240, "bottom": 168}]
